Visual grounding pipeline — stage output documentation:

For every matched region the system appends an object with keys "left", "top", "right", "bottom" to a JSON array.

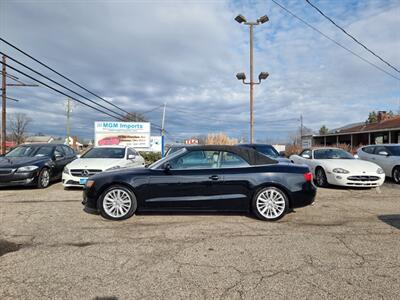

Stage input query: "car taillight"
[{"left": 304, "top": 172, "right": 313, "bottom": 182}]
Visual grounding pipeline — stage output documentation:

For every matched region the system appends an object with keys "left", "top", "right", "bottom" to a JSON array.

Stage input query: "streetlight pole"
[{"left": 235, "top": 14, "right": 269, "bottom": 144}]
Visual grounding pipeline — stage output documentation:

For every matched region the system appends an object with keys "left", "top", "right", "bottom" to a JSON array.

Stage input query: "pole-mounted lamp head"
[
  {"left": 257, "top": 15, "right": 269, "bottom": 24},
  {"left": 236, "top": 72, "right": 246, "bottom": 80},
  {"left": 258, "top": 72, "right": 269, "bottom": 81},
  {"left": 235, "top": 14, "right": 247, "bottom": 24}
]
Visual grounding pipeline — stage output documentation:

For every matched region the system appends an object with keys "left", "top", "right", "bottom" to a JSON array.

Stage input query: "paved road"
[{"left": 1, "top": 183, "right": 399, "bottom": 299}]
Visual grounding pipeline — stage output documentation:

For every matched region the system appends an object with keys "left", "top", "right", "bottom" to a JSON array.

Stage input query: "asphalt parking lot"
[{"left": 1, "top": 182, "right": 399, "bottom": 299}]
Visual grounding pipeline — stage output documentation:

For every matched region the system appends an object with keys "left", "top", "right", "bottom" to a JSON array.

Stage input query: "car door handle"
[{"left": 209, "top": 175, "right": 219, "bottom": 181}]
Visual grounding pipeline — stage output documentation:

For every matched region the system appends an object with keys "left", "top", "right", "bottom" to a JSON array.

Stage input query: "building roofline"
[{"left": 312, "top": 127, "right": 400, "bottom": 138}]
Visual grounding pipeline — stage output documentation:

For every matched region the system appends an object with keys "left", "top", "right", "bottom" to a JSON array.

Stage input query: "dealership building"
[{"left": 303, "top": 112, "right": 400, "bottom": 148}]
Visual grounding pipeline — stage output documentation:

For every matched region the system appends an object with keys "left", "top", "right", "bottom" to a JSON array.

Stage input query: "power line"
[
  {"left": 1, "top": 52, "right": 139, "bottom": 122},
  {"left": 270, "top": 0, "right": 400, "bottom": 81},
  {"left": 305, "top": 0, "right": 400, "bottom": 74},
  {"left": 1, "top": 61, "right": 129, "bottom": 120},
  {"left": 0, "top": 37, "right": 134, "bottom": 116}
]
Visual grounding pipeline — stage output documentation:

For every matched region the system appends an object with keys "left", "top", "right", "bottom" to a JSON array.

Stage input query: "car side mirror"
[
  {"left": 163, "top": 163, "right": 171, "bottom": 172},
  {"left": 279, "top": 151, "right": 286, "bottom": 157},
  {"left": 378, "top": 151, "right": 389, "bottom": 156},
  {"left": 76, "top": 154, "right": 81, "bottom": 158},
  {"left": 128, "top": 154, "right": 136, "bottom": 160},
  {"left": 54, "top": 153, "right": 64, "bottom": 160},
  {"left": 302, "top": 154, "right": 311, "bottom": 159}
]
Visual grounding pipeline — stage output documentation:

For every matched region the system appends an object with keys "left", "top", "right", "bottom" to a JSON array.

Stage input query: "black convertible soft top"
[{"left": 183, "top": 145, "right": 277, "bottom": 166}]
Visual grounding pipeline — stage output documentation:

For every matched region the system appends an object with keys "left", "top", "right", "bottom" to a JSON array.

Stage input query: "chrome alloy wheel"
[
  {"left": 316, "top": 169, "right": 324, "bottom": 186},
  {"left": 256, "top": 188, "right": 286, "bottom": 219},
  {"left": 41, "top": 169, "right": 50, "bottom": 187},
  {"left": 103, "top": 189, "right": 132, "bottom": 218}
]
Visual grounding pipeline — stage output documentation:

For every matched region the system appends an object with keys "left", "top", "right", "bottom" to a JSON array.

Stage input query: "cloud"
[{"left": 0, "top": 0, "right": 399, "bottom": 143}]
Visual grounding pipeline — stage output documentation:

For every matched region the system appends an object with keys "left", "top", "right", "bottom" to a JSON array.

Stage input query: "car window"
[
  {"left": 314, "top": 149, "right": 354, "bottom": 159},
  {"left": 169, "top": 150, "right": 219, "bottom": 169},
  {"left": 374, "top": 146, "right": 387, "bottom": 155},
  {"left": 220, "top": 151, "right": 249, "bottom": 168},
  {"left": 386, "top": 146, "right": 400, "bottom": 156},
  {"left": 55, "top": 146, "right": 65, "bottom": 157},
  {"left": 255, "top": 145, "right": 279, "bottom": 158},
  {"left": 62, "top": 145, "right": 75, "bottom": 157},
  {"left": 34, "top": 146, "right": 55, "bottom": 157},
  {"left": 127, "top": 148, "right": 138, "bottom": 157},
  {"left": 5, "top": 146, "right": 36, "bottom": 157},
  {"left": 362, "top": 146, "right": 374, "bottom": 154},
  {"left": 300, "top": 149, "right": 312, "bottom": 158},
  {"left": 82, "top": 147, "right": 125, "bottom": 159}
]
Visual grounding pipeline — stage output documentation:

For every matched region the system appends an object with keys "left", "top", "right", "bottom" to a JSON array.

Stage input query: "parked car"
[
  {"left": 82, "top": 145, "right": 316, "bottom": 221},
  {"left": 357, "top": 144, "right": 400, "bottom": 184},
  {"left": 238, "top": 144, "right": 291, "bottom": 163},
  {"left": 62, "top": 145, "right": 145, "bottom": 188},
  {"left": 290, "top": 147, "right": 385, "bottom": 187},
  {"left": 0, "top": 143, "right": 76, "bottom": 188}
]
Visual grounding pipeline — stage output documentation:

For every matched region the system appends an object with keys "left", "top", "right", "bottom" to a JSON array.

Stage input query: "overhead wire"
[
  {"left": 305, "top": 0, "right": 400, "bottom": 74},
  {"left": 270, "top": 0, "right": 400, "bottom": 81}
]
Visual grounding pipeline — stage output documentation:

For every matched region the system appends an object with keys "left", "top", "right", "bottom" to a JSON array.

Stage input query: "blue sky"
[{"left": 1, "top": 0, "right": 399, "bottom": 143}]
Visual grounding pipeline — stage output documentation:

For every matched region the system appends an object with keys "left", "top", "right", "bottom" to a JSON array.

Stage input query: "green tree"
[
  {"left": 319, "top": 125, "right": 329, "bottom": 135},
  {"left": 366, "top": 111, "right": 378, "bottom": 124}
]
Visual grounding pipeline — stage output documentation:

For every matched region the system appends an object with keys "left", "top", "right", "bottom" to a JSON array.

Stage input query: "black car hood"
[
  {"left": 0, "top": 156, "right": 51, "bottom": 168},
  {"left": 91, "top": 166, "right": 152, "bottom": 180}
]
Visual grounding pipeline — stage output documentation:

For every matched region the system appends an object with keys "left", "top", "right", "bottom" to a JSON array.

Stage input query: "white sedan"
[
  {"left": 290, "top": 147, "right": 385, "bottom": 187},
  {"left": 62, "top": 146, "right": 145, "bottom": 188}
]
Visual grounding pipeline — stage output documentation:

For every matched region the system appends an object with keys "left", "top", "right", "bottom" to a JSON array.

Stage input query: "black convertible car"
[
  {"left": 0, "top": 143, "right": 76, "bottom": 188},
  {"left": 83, "top": 145, "right": 316, "bottom": 221}
]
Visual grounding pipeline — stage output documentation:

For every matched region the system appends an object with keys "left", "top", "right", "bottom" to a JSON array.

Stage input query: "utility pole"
[
  {"left": 235, "top": 14, "right": 269, "bottom": 144},
  {"left": 1, "top": 54, "right": 37, "bottom": 154},
  {"left": 66, "top": 98, "right": 72, "bottom": 146},
  {"left": 300, "top": 115, "right": 303, "bottom": 145},
  {"left": 1, "top": 55, "right": 6, "bottom": 154},
  {"left": 161, "top": 103, "right": 166, "bottom": 157}
]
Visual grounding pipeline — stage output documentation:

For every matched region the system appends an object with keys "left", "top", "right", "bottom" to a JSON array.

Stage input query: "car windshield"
[
  {"left": 166, "top": 146, "right": 184, "bottom": 156},
  {"left": 255, "top": 145, "right": 279, "bottom": 158},
  {"left": 5, "top": 145, "right": 54, "bottom": 158},
  {"left": 81, "top": 147, "right": 125, "bottom": 159},
  {"left": 149, "top": 148, "right": 186, "bottom": 169},
  {"left": 387, "top": 146, "right": 400, "bottom": 156},
  {"left": 314, "top": 149, "right": 354, "bottom": 159}
]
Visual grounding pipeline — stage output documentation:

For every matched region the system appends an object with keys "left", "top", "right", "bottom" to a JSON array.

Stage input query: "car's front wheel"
[
  {"left": 315, "top": 167, "right": 328, "bottom": 187},
  {"left": 37, "top": 168, "right": 50, "bottom": 189},
  {"left": 99, "top": 185, "right": 137, "bottom": 220},
  {"left": 392, "top": 166, "right": 400, "bottom": 184},
  {"left": 252, "top": 187, "right": 288, "bottom": 221}
]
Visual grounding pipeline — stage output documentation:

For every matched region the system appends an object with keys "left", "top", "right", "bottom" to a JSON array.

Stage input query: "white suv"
[
  {"left": 62, "top": 146, "right": 145, "bottom": 188},
  {"left": 357, "top": 144, "right": 400, "bottom": 184}
]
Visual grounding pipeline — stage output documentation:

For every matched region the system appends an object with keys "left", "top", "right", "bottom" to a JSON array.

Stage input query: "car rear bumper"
[{"left": 290, "top": 183, "right": 317, "bottom": 208}]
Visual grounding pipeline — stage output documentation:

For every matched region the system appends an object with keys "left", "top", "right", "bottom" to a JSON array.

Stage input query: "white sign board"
[{"left": 94, "top": 122, "right": 150, "bottom": 148}]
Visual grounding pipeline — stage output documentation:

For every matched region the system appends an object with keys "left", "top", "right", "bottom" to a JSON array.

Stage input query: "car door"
[
  {"left": 53, "top": 146, "right": 69, "bottom": 179},
  {"left": 144, "top": 150, "right": 224, "bottom": 210},
  {"left": 373, "top": 145, "right": 392, "bottom": 176},
  {"left": 213, "top": 151, "right": 253, "bottom": 211}
]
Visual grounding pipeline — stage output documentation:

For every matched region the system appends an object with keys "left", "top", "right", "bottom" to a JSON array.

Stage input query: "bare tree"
[
  {"left": 289, "top": 126, "right": 313, "bottom": 145},
  {"left": 122, "top": 112, "right": 147, "bottom": 122},
  {"left": 9, "top": 113, "right": 32, "bottom": 145}
]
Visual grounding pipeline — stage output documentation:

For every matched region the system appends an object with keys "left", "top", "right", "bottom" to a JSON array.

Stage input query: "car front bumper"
[
  {"left": 326, "top": 172, "right": 385, "bottom": 187},
  {"left": 62, "top": 172, "right": 88, "bottom": 188}
]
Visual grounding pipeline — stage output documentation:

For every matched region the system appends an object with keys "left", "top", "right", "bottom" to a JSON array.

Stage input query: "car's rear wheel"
[
  {"left": 37, "top": 168, "right": 50, "bottom": 189},
  {"left": 393, "top": 166, "right": 400, "bottom": 184},
  {"left": 99, "top": 185, "right": 137, "bottom": 220},
  {"left": 315, "top": 167, "right": 328, "bottom": 187},
  {"left": 252, "top": 187, "right": 288, "bottom": 221}
]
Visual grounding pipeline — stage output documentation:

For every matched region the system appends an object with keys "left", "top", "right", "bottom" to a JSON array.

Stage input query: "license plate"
[{"left": 79, "top": 178, "right": 88, "bottom": 185}]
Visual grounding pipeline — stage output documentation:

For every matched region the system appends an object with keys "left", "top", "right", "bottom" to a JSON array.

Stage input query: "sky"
[{"left": 1, "top": 0, "right": 399, "bottom": 143}]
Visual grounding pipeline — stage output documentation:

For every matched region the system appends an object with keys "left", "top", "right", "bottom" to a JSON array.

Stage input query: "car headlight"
[
  {"left": 63, "top": 167, "right": 69, "bottom": 174},
  {"left": 16, "top": 166, "right": 39, "bottom": 172},
  {"left": 332, "top": 168, "right": 350, "bottom": 174},
  {"left": 377, "top": 168, "right": 384, "bottom": 174}
]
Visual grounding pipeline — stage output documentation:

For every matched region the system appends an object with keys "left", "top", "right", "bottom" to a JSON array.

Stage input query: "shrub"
[
  {"left": 139, "top": 152, "right": 162, "bottom": 164},
  {"left": 285, "top": 144, "right": 302, "bottom": 157}
]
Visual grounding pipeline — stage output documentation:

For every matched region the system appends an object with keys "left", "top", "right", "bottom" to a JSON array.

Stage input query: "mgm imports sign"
[{"left": 94, "top": 122, "right": 151, "bottom": 148}]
